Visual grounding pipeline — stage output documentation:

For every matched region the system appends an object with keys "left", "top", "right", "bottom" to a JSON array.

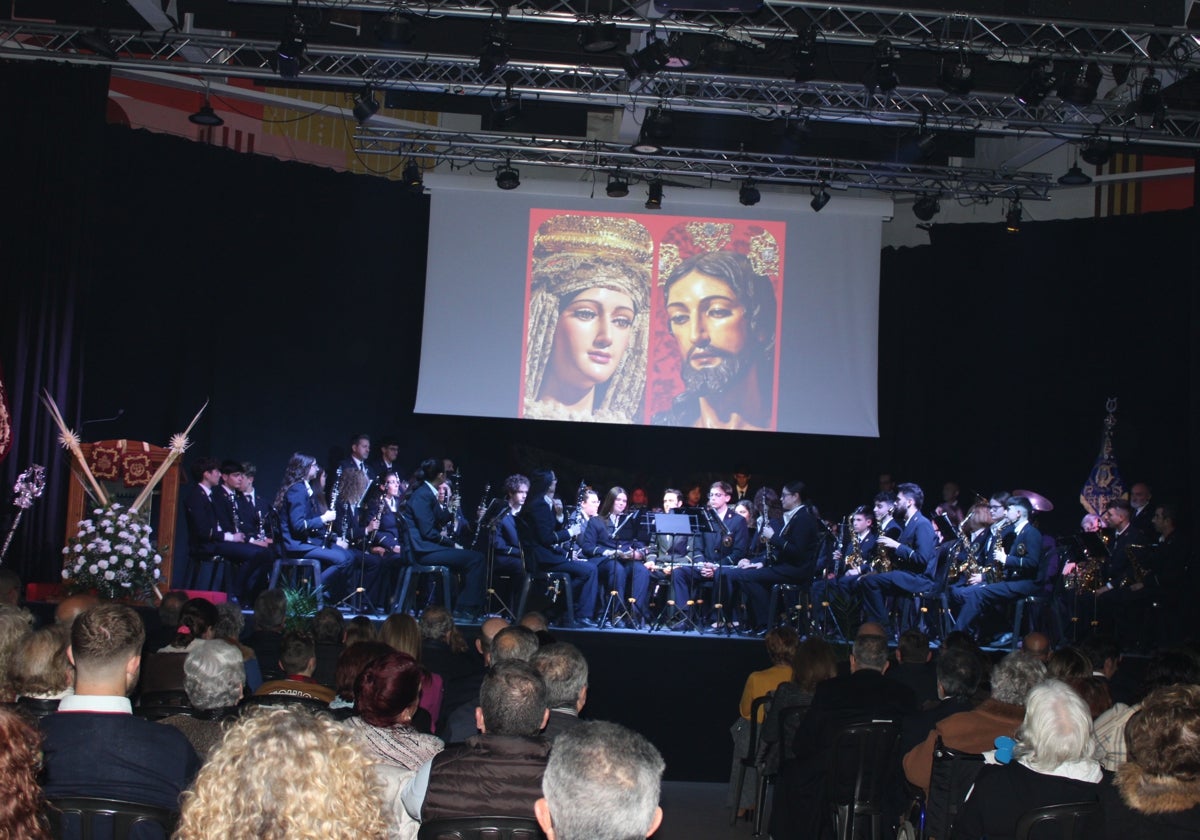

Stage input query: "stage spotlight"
[
  {"left": 77, "top": 28, "right": 119, "bottom": 61},
  {"left": 490, "top": 85, "right": 521, "bottom": 126},
  {"left": 1005, "top": 197, "right": 1022, "bottom": 233},
  {"left": 869, "top": 39, "right": 899, "bottom": 93},
  {"left": 1079, "top": 133, "right": 1112, "bottom": 166},
  {"left": 579, "top": 20, "right": 619, "bottom": 53},
  {"left": 1014, "top": 60, "right": 1056, "bottom": 107},
  {"left": 1134, "top": 72, "right": 1165, "bottom": 129},
  {"left": 1057, "top": 61, "right": 1101, "bottom": 106},
  {"left": 792, "top": 26, "right": 817, "bottom": 82},
  {"left": 810, "top": 184, "right": 830, "bottom": 212},
  {"left": 622, "top": 37, "right": 672, "bottom": 80},
  {"left": 402, "top": 159, "right": 423, "bottom": 193},
  {"left": 606, "top": 171, "right": 629, "bottom": 197},
  {"left": 912, "top": 194, "right": 940, "bottom": 221},
  {"left": 276, "top": 16, "right": 306, "bottom": 79},
  {"left": 1057, "top": 163, "right": 1092, "bottom": 185},
  {"left": 495, "top": 163, "right": 520, "bottom": 190},
  {"left": 188, "top": 96, "right": 223, "bottom": 127},
  {"left": 479, "top": 26, "right": 509, "bottom": 75},
  {"left": 645, "top": 180, "right": 663, "bottom": 210},
  {"left": 352, "top": 88, "right": 380, "bottom": 123},
  {"left": 376, "top": 11, "right": 414, "bottom": 46},
  {"left": 937, "top": 49, "right": 973, "bottom": 95},
  {"left": 739, "top": 180, "right": 761, "bottom": 206},
  {"left": 631, "top": 107, "right": 673, "bottom": 154}
]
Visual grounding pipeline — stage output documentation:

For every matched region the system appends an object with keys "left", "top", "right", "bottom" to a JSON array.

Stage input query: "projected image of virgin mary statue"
[
  {"left": 521, "top": 214, "right": 654, "bottom": 424},
  {"left": 651, "top": 221, "right": 781, "bottom": 431}
]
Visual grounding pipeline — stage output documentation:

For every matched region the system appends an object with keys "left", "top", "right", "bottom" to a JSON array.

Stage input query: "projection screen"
[{"left": 416, "top": 175, "right": 889, "bottom": 437}]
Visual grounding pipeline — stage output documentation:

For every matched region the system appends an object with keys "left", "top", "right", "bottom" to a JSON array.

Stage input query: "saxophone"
[
  {"left": 845, "top": 528, "right": 865, "bottom": 574},
  {"left": 871, "top": 522, "right": 893, "bottom": 573}
]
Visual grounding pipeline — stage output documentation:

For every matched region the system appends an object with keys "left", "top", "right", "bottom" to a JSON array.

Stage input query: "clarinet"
[
  {"left": 324, "top": 466, "right": 343, "bottom": 546},
  {"left": 470, "top": 483, "right": 492, "bottom": 550},
  {"left": 229, "top": 489, "right": 242, "bottom": 535}
]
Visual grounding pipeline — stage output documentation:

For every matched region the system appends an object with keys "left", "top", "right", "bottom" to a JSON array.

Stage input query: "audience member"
[
  {"left": 0, "top": 567, "right": 21, "bottom": 606},
  {"left": 904, "top": 651, "right": 1045, "bottom": 795},
  {"left": 730, "top": 626, "right": 797, "bottom": 814},
  {"left": 1100, "top": 683, "right": 1200, "bottom": 837},
  {"left": 1066, "top": 675, "right": 1113, "bottom": 720},
  {"left": 1046, "top": 645, "right": 1092, "bottom": 680},
  {"left": 381, "top": 612, "right": 444, "bottom": 733},
  {"left": 899, "top": 646, "right": 984, "bottom": 755},
  {"left": 40, "top": 604, "right": 200, "bottom": 812},
  {"left": 402, "top": 660, "right": 551, "bottom": 822},
  {"left": 9, "top": 623, "right": 73, "bottom": 718},
  {"left": 1020, "top": 631, "right": 1051, "bottom": 662},
  {"left": 439, "top": 616, "right": 509, "bottom": 742},
  {"left": 531, "top": 642, "right": 590, "bottom": 739},
  {"left": 53, "top": 592, "right": 99, "bottom": 627},
  {"left": 312, "top": 605, "right": 345, "bottom": 688},
  {"left": 1093, "top": 647, "right": 1200, "bottom": 771},
  {"left": 145, "top": 590, "right": 189, "bottom": 652},
  {"left": 159, "top": 639, "right": 244, "bottom": 759},
  {"left": 343, "top": 614, "right": 377, "bottom": 646},
  {"left": 343, "top": 651, "right": 445, "bottom": 771},
  {"left": 492, "top": 625, "right": 541, "bottom": 663},
  {"left": 952, "top": 680, "right": 1102, "bottom": 840},
  {"left": 249, "top": 589, "right": 287, "bottom": 681},
  {"left": 212, "top": 600, "right": 261, "bottom": 692},
  {"left": 760, "top": 637, "right": 837, "bottom": 773},
  {"left": 330, "top": 640, "right": 393, "bottom": 714},
  {"left": 0, "top": 605, "right": 35, "bottom": 701},
  {"left": 0, "top": 706, "right": 50, "bottom": 839},
  {"left": 254, "top": 631, "right": 336, "bottom": 703},
  {"left": 888, "top": 628, "right": 939, "bottom": 708},
  {"left": 140, "top": 597, "right": 218, "bottom": 695},
  {"left": 175, "top": 706, "right": 388, "bottom": 840},
  {"left": 535, "top": 721, "right": 665, "bottom": 840}
]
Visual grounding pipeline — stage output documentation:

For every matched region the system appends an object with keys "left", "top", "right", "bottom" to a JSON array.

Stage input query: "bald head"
[
  {"left": 56, "top": 593, "right": 100, "bottom": 626},
  {"left": 1022, "top": 632, "right": 1051, "bottom": 661},
  {"left": 858, "top": 622, "right": 887, "bottom": 638},
  {"left": 477, "top": 616, "right": 511, "bottom": 663}
]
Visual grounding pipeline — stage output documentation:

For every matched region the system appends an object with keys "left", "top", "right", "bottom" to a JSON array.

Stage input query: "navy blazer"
[
  {"left": 280, "top": 481, "right": 327, "bottom": 553},
  {"left": 1003, "top": 522, "right": 1043, "bottom": 580},
  {"left": 212, "top": 486, "right": 247, "bottom": 536},
  {"left": 182, "top": 483, "right": 222, "bottom": 555},
  {"left": 517, "top": 496, "right": 573, "bottom": 571},
  {"left": 405, "top": 482, "right": 453, "bottom": 556},
  {"left": 894, "top": 511, "right": 938, "bottom": 578},
  {"left": 374, "top": 499, "right": 404, "bottom": 550},
  {"left": 492, "top": 508, "right": 522, "bottom": 558},
  {"left": 770, "top": 506, "right": 824, "bottom": 575},
  {"left": 579, "top": 513, "right": 642, "bottom": 558},
  {"left": 696, "top": 508, "right": 749, "bottom": 565}
]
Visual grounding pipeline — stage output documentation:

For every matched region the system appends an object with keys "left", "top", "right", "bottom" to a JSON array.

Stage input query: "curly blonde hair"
[{"left": 175, "top": 706, "right": 388, "bottom": 840}]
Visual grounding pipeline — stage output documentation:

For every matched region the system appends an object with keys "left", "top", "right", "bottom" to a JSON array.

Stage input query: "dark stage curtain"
[
  {"left": 2, "top": 96, "right": 1195, "bottom": 584},
  {"left": 0, "top": 61, "right": 110, "bottom": 584}
]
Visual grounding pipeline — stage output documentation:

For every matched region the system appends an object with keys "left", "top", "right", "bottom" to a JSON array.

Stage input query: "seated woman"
[
  {"left": 1100, "top": 683, "right": 1200, "bottom": 837},
  {"left": 175, "top": 706, "right": 389, "bottom": 840},
  {"left": 10, "top": 624, "right": 73, "bottom": 718},
  {"left": 0, "top": 707, "right": 49, "bottom": 839},
  {"left": 139, "top": 596, "right": 218, "bottom": 696},
  {"left": 952, "top": 679, "right": 1102, "bottom": 840},
  {"left": 380, "top": 613, "right": 444, "bottom": 733},
  {"left": 729, "top": 627, "right": 798, "bottom": 818},
  {"left": 159, "top": 639, "right": 244, "bottom": 759},
  {"left": 329, "top": 640, "right": 393, "bottom": 717},
  {"left": 342, "top": 651, "right": 445, "bottom": 772},
  {"left": 579, "top": 486, "right": 649, "bottom": 626}
]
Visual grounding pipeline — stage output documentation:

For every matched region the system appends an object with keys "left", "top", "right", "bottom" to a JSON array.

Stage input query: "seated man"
[
  {"left": 531, "top": 642, "right": 589, "bottom": 740},
  {"left": 858, "top": 483, "right": 937, "bottom": 633},
  {"left": 951, "top": 495, "right": 1043, "bottom": 637},
  {"left": 254, "top": 631, "right": 336, "bottom": 704},
  {"left": 40, "top": 604, "right": 201, "bottom": 812},
  {"left": 403, "top": 660, "right": 552, "bottom": 823},
  {"left": 404, "top": 458, "right": 486, "bottom": 619},
  {"left": 535, "top": 721, "right": 664, "bottom": 840},
  {"left": 517, "top": 469, "right": 599, "bottom": 628}
]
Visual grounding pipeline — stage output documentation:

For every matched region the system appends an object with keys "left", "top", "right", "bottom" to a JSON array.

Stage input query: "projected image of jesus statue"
[
  {"left": 652, "top": 250, "right": 777, "bottom": 430},
  {"left": 522, "top": 215, "right": 653, "bottom": 424}
]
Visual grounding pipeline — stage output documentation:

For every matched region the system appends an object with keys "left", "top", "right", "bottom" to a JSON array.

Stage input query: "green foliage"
[{"left": 282, "top": 583, "right": 322, "bottom": 633}]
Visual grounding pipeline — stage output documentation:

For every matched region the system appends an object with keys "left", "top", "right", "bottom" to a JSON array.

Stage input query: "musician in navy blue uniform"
[
  {"left": 274, "top": 452, "right": 380, "bottom": 602},
  {"left": 858, "top": 482, "right": 938, "bottom": 630},
  {"left": 209, "top": 460, "right": 274, "bottom": 602},
  {"left": 811, "top": 504, "right": 878, "bottom": 610},
  {"left": 670, "top": 481, "right": 748, "bottom": 627},
  {"left": 721, "top": 481, "right": 825, "bottom": 631},
  {"left": 368, "top": 471, "right": 408, "bottom": 608},
  {"left": 479, "top": 473, "right": 531, "bottom": 611},
  {"left": 1094, "top": 498, "right": 1151, "bottom": 637},
  {"left": 181, "top": 457, "right": 227, "bottom": 590},
  {"left": 579, "top": 486, "right": 651, "bottom": 625},
  {"left": 402, "top": 458, "right": 486, "bottom": 619},
  {"left": 516, "top": 469, "right": 600, "bottom": 627},
  {"left": 952, "top": 495, "right": 1044, "bottom": 634}
]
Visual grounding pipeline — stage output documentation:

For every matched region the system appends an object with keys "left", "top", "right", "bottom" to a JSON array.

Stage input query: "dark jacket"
[{"left": 422, "top": 734, "right": 552, "bottom": 821}]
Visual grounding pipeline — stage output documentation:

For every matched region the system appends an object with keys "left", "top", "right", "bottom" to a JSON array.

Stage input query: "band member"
[
  {"left": 858, "top": 482, "right": 937, "bottom": 631},
  {"left": 373, "top": 437, "right": 402, "bottom": 482},
  {"left": 652, "top": 223, "right": 781, "bottom": 430},
  {"left": 873, "top": 491, "right": 902, "bottom": 541},
  {"left": 210, "top": 459, "right": 273, "bottom": 602},
  {"left": 488, "top": 474, "right": 532, "bottom": 578},
  {"left": 670, "top": 482, "right": 748, "bottom": 626},
  {"left": 336, "top": 433, "right": 374, "bottom": 486},
  {"left": 367, "top": 471, "right": 407, "bottom": 608},
  {"left": 951, "top": 496, "right": 1043, "bottom": 635},
  {"left": 643, "top": 488, "right": 691, "bottom": 563},
  {"left": 1098, "top": 499, "right": 1146, "bottom": 589},
  {"left": 516, "top": 469, "right": 600, "bottom": 628},
  {"left": 580, "top": 487, "right": 651, "bottom": 624},
  {"left": 274, "top": 452, "right": 381, "bottom": 602},
  {"left": 1129, "top": 482, "right": 1155, "bottom": 535},
  {"left": 721, "top": 481, "right": 824, "bottom": 631},
  {"left": 403, "top": 458, "right": 486, "bottom": 619},
  {"left": 238, "top": 462, "right": 272, "bottom": 543},
  {"left": 812, "top": 504, "right": 878, "bottom": 608}
]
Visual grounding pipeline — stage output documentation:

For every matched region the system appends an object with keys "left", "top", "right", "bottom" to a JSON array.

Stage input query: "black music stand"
[
  {"left": 480, "top": 500, "right": 518, "bottom": 620},
  {"left": 649, "top": 509, "right": 709, "bottom": 633}
]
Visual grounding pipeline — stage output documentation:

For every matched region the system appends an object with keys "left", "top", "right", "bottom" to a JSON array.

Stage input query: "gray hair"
[
  {"left": 212, "top": 601, "right": 245, "bottom": 641},
  {"left": 991, "top": 652, "right": 1046, "bottom": 706},
  {"left": 1013, "top": 679, "right": 1094, "bottom": 771},
  {"left": 541, "top": 721, "right": 664, "bottom": 840},
  {"left": 491, "top": 625, "right": 541, "bottom": 664},
  {"left": 851, "top": 633, "right": 889, "bottom": 671},
  {"left": 184, "top": 640, "right": 245, "bottom": 710},
  {"left": 531, "top": 642, "right": 589, "bottom": 710}
]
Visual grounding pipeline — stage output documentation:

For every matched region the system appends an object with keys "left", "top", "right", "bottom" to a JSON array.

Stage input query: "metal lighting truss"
[{"left": 355, "top": 124, "right": 1055, "bottom": 201}]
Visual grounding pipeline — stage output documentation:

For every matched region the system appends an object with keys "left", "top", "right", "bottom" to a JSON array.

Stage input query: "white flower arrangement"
[{"left": 61, "top": 503, "right": 164, "bottom": 600}]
